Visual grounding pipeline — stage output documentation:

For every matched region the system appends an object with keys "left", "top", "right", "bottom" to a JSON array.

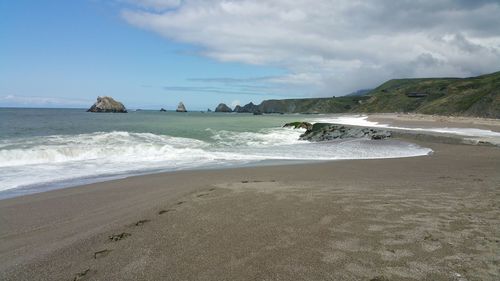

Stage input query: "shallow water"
[{"left": 0, "top": 109, "right": 432, "bottom": 198}]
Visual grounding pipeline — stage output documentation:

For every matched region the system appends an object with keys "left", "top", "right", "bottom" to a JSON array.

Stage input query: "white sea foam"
[
  {"left": 0, "top": 128, "right": 432, "bottom": 194},
  {"left": 312, "top": 115, "right": 500, "bottom": 138}
]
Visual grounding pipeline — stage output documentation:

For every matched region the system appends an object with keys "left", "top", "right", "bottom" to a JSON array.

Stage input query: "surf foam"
[{"left": 0, "top": 129, "right": 431, "bottom": 194}]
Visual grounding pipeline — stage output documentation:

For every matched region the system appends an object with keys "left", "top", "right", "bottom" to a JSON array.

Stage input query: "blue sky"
[
  {"left": 0, "top": 0, "right": 287, "bottom": 110},
  {"left": 2, "top": 0, "right": 500, "bottom": 110}
]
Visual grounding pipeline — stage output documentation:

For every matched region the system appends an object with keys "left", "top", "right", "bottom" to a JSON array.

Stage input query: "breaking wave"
[{"left": 0, "top": 128, "right": 432, "bottom": 193}]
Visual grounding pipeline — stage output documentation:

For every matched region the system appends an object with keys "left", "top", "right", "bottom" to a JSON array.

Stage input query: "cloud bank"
[
  {"left": 122, "top": 0, "right": 500, "bottom": 96},
  {"left": 0, "top": 95, "right": 92, "bottom": 108}
]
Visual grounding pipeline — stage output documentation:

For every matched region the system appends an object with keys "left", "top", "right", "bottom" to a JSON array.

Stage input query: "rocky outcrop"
[
  {"left": 283, "top": 122, "right": 313, "bottom": 130},
  {"left": 87, "top": 96, "right": 127, "bottom": 113},
  {"left": 215, "top": 103, "right": 232, "bottom": 112},
  {"left": 176, "top": 102, "right": 187, "bottom": 112},
  {"left": 160, "top": 108, "right": 167, "bottom": 112},
  {"left": 296, "top": 123, "right": 391, "bottom": 141},
  {"left": 234, "top": 102, "right": 259, "bottom": 113}
]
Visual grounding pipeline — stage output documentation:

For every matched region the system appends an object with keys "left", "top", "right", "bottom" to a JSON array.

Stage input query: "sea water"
[{"left": 0, "top": 108, "right": 432, "bottom": 198}]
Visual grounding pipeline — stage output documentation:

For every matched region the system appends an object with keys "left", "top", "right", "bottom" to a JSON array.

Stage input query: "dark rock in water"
[
  {"left": 298, "top": 123, "right": 391, "bottom": 141},
  {"left": 160, "top": 108, "right": 167, "bottom": 112},
  {"left": 253, "top": 111, "right": 263, "bottom": 115},
  {"left": 176, "top": 102, "right": 187, "bottom": 112},
  {"left": 87, "top": 96, "right": 127, "bottom": 113},
  {"left": 215, "top": 103, "right": 232, "bottom": 112},
  {"left": 234, "top": 102, "right": 259, "bottom": 113},
  {"left": 283, "top": 121, "right": 313, "bottom": 130},
  {"left": 207, "top": 108, "right": 212, "bottom": 112}
]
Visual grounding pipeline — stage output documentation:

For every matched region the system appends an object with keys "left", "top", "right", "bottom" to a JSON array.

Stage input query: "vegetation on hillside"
[
  {"left": 357, "top": 71, "right": 500, "bottom": 118},
  {"left": 251, "top": 71, "right": 500, "bottom": 118}
]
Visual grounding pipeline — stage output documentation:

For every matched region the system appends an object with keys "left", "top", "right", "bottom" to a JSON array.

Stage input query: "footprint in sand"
[
  {"left": 94, "top": 249, "right": 111, "bottom": 259},
  {"left": 370, "top": 276, "right": 389, "bottom": 281},
  {"left": 134, "top": 219, "right": 150, "bottom": 226},
  {"left": 73, "top": 268, "right": 90, "bottom": 281},
  {"left": 241, "top": 179, "right": 276, "bottom": 184},
  {"left": 108, "top": 232, "right": 131, "bottom": 242},
  {"left": 158, "top": 209, "right": 175, "bottom": 215}
]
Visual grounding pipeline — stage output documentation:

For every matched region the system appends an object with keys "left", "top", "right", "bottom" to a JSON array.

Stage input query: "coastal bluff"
[
  {"left": 87, "top": 96, "right": 127, "bottom": 113},
  {"left": 231, "top": 70, "right": 500, "bottom": 118}
]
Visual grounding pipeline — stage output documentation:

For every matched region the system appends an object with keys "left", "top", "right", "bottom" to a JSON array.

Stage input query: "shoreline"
[
  {"left": 4, "top": 112, "right": 499, "bottom": 200},
  {"left": 1, "top": 139, "right": 499, "bottom": 280},
  {"left": 1, "top": 114, "right": 499, "bottom": 280},
  {"left": 0, "top": 146, "right": 433, "bottom": 201}
]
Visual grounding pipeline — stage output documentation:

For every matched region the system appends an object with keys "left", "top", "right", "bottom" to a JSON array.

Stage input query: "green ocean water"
[
  {"left": 0, "top": 108, "right": 304, "bottom": 141},
  {"left": 0, "top": 108, "right": 432, "bottom": 198}
]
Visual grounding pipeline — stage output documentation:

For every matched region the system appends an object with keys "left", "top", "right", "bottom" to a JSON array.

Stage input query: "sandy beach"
[
  {"left": 368, "top": 113, "right": 500, "bottom": 132},
  {"left": 1, "top": 120, "right": 499, "bottom": 280}
]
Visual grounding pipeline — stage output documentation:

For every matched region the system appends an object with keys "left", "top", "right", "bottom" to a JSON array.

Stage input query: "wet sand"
[
  {"left": 368, "top": 113, "right": 500, "bottom": 132},
  {"left": 1, "top": 128, "right": 499, "bottom": 280}
]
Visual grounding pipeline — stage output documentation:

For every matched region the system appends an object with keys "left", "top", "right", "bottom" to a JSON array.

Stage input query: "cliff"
[
  {"left": 234, "top": 71, "right": 500, "bottom": 118},
  {"left": 357, "top": 71, "right": 500, "bottom": 118}
]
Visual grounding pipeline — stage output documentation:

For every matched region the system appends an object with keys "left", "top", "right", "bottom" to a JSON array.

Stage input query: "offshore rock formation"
[
  {"left": 87, "top": 96, "right": 127, "bottom": 113},
  {"left": 294, "top": 123, "right": 392, "bottom": 141},
  {"left": 160, "top": 108, "right": 167, "bottom": 112},
  {"left": 283, "top": 122, "right": 313, "bottom": 130},
  {"left": 234, "top": 102, "right": 259, "bottom": 113},
  {"left": 176, "top": 102, "right": 187, "bottom": 112},
  {"left": 215, "top": 103, "right": 232, "bottom": 112}
]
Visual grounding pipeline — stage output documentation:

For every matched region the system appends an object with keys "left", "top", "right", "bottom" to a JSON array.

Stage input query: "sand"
[
  {"left": 1, "top": 120, "right": 499, "bottom": 280},
  {"left": 368, "top": 113, "right": 500, "bottom": 132}
]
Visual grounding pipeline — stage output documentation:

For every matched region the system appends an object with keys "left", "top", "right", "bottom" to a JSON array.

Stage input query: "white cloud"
[
  {"left": 121, "top": 0, "right": 500, "bottom": 96},
  {"left": 230, "top": 100, "right": 240, "bottom": 108},
  {"left": 0, "top": 95, "right": 92, "bottom": 108}
]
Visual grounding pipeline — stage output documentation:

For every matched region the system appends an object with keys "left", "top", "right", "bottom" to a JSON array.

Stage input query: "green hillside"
[
  {"left": 357, "top": 71, "right": 500, "bottom": 118},
  {"left": 258, "top": 96, "right": 366, "bottom": 114},
  {"left": 251, "top": 71, "right": 500, "bottom": 118}
]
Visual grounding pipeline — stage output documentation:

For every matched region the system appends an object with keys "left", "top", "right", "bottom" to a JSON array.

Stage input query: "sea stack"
[
  {"left": 176, "top": 102, "right": 187, "bottom": 112},
  {"left": 234, "top": 102, "right": 259, "bottom": 113},
  {"left": 87, "top": 96, "right": 127, "bottom": 113},
  {"left": 215, "top": 103, "right": 233, "bottom": 112}
]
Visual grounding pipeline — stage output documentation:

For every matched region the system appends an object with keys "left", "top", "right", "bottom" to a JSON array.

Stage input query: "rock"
[
  {"left": 298, "top": 123, "right": 392, "bottom": 141},
  {"left": 87, "top": 96, "right": 127, "bottom": 113},
  {"left": 215, "top": 103, "right": 233, "bottom": 112},
  {"left": 283, "top": 122, "right": 313, "bottom": 130},
  {"left": 253, "top": 111, "right": 263, "bottom": 115},
  {"left": 207, "top": 108, "right": 212, "bottom": 112},
  {"left": 176, "top": 102, "right": 187, "bottom": 112},
  {"left": 234, "top": 102, "right": 259, "bottom": 113},
  {"left": 160, "top": 108, "right": 167, "bottom": 112}
]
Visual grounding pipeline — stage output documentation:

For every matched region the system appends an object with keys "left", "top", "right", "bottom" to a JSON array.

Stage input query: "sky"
[{"left": 1, "top": 0, "right": 500, "bottom": 110}]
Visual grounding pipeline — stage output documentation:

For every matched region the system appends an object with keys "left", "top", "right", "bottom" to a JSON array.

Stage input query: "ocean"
[{"left": 0, "top": 108, "right": 432, "bottom": 199}]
